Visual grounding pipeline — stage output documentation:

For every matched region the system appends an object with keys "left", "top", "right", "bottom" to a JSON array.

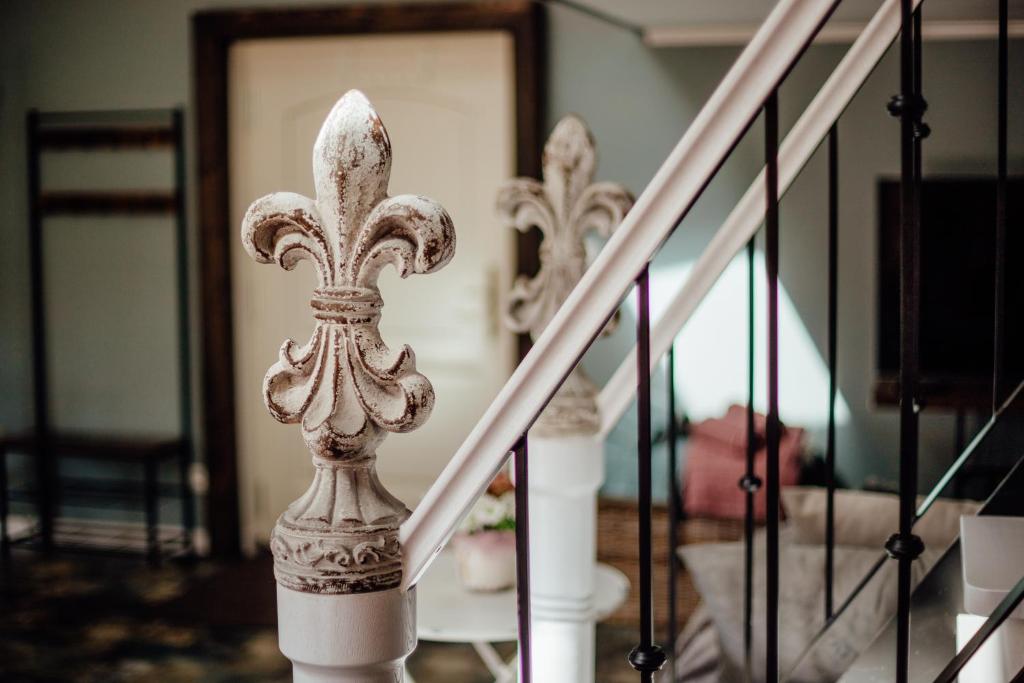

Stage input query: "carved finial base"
[{"left": 270, "top": 457, "right": 409, "bottom": 594}]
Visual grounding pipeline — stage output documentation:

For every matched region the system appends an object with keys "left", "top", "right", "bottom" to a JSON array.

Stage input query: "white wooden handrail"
[
  {"left": 401, "top": 0, "right": 841, "bottom": 590},
  {"left": 596, "top": 0, "right": 924, "bottom": 439}
]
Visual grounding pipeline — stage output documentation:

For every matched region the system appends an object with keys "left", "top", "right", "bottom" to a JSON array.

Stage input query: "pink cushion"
[
  {"left": 688, "top": 404, "right": 766, "bottom": 451},
  {"left": 683, "top": 405, "right": 804, "bottom": 521}
]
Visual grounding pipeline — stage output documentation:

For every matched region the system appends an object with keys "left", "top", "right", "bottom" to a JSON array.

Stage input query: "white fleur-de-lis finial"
[
  {"left": 242, "top": 90, "right": 455, "bottom": 594},
  {"left": 497, "top": 115, "right": 632, "bottom": 435}
]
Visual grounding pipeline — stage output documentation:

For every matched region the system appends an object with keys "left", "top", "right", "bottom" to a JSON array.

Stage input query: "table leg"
[
  {"left": 36, "top": 440, "right": 54, "bottom": 552},
  {"left": 0, "top": 447, "right": 9, "bottom": 560},
  {"left": 178, "top": 441, "right": 194, "bottom": 556},
  {"left": 144, "top": 459, "right": 159, "bottom": 564},
  {"left": 472, "top": 642, "right": 517, "bottom": 683}
]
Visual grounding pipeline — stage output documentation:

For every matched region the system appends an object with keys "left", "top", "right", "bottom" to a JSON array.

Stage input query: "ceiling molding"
[{"left": 644, "top": 19, "right": 1024, "bottom": 48}]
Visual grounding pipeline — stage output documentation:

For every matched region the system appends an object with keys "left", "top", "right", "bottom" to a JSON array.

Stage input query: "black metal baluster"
[
  {"left": 666, "top": 344, "right": 680, "bottom": 682},
  {"left": 992, "top": 0, "right": 1008, "bottom": 412},
  {"left": 741, "top": 235, "right": 759, "bottom": 682},
  {"left": 764, "top": 90, "right": 781, "bottom": 683},
  {"left": 932, "top": 573, "right": 1024, "bottom": 683},
  {"left": 886, "top": 3, "right": 926, "bottom": 681},
  {"left": 629, "top": 265, "right": 666, "bottom": 682},
  {"left": 514, "top": 435, "right": 532, "bottom": 683},
  {"left": 172, "top": 108, "right": 195, "bottom": 555},
  {"left": 825, "top": 124, "right": 839, "bottom": 621},
  {"left": 26, "top": 110, "right": 54, "bottom": 552}
]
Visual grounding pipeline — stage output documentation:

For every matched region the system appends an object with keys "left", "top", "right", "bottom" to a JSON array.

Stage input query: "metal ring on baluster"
[
  {"left": 738, "top": 474, "right": 763, "bottom": 493},
  {"left": 886, "top": 94, "right": 930, "bottom": 139},
  {"left": 628, "top": 645, "right": 667, "bottom": 674},
  {"left": 884, "top": 532, "right": 925, "bottom": 561}
]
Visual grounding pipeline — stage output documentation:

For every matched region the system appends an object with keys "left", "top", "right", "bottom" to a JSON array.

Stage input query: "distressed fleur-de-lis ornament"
[
  {"left": 497, "top": 115, "right": 633, "bottom": 436},
  {"left": 242, "top": 90, "right": 455, "bottom": 594}
]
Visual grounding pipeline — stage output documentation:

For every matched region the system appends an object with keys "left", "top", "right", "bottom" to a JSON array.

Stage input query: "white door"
[{"left": 229, "top": 32, "right": 517, "bottom": 552}]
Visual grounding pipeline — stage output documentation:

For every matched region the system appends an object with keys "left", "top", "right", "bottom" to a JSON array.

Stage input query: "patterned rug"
[
  {"left": 1, "top": 551, "right": 640, "bottom": 682},
  {"left": 0, "top": 551, "right": 288, "bottom": 682}
]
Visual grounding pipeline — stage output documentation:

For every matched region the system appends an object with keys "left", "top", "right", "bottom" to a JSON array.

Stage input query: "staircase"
[{"left": 237, "top": 0, "right": 1023, "bottom": 681}]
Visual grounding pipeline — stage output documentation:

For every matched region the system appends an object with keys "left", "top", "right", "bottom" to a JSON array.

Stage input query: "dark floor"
[{"left": 0, "top": 550, "right": 637, "bottom": 682}]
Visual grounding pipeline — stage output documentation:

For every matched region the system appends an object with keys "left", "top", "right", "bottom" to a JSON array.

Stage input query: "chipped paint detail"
[
  {"left": 270, "top": 524, "right": 402, "bottom": 595},
  {"left": 241, "top": 90, "right": 455, "bottom": 593},
  {"left": 496, "top": 115, "right": 633, "bottom": 436}
]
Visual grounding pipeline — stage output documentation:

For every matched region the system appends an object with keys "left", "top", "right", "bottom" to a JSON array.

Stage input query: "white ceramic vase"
[{"left": 451, "top": 530, "right": 517, "bottom": 592}]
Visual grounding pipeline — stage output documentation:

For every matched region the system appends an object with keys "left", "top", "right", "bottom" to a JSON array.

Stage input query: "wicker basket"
[{"left": 596, "top": 497, "right": 745, "bottom": 630}]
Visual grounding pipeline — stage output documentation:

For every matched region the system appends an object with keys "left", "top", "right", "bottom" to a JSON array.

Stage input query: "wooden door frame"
[{"left": 193, "top": 1, "right": 544, "bottom": 558}]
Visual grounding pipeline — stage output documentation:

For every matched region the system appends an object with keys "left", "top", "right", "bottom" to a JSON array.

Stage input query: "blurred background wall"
[{"left": 1, "top": 0, "right": 1021, "bottom": 520}]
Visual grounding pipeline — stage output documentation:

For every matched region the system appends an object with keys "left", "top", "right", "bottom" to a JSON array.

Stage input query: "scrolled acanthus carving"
[
  {"left": 241, "top": 90, "right": 455, "bottom": 594},
  {"left": 497, "top": 115, "right": 633, "bottom": 436}
]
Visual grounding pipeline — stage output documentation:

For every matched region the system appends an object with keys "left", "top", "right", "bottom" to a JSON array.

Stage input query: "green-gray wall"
[{"left": 2, "top": 1, "right": 1021, "bottom": 502}]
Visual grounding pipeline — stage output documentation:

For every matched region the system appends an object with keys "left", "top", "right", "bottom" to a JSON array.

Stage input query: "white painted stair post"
[
  {"left": 240, "top": 90, "right": 456, "bottom": 682},
  {"left": 498, "top": 116, "right": 633, "bottom": 683}
]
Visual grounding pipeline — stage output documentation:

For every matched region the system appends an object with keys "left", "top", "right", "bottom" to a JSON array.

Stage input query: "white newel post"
[
  {"left": 498, "top": 116, "right": 633, "bottom": 683},
  {"left": 240, "top": 90, "right": 456, "bottom": 682}
]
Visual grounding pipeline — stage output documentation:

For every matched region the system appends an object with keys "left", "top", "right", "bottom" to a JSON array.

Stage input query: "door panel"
[{"left": 229, "top": 32, "right": 516, "bottom": 550}]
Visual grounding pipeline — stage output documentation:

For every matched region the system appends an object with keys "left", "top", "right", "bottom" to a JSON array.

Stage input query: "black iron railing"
[
  {"left": 504, "top": 2, "right": 1018, "bottom": 682},
  {"left": 764, "top": 89, "right": 783, "bottom": 683},
  {"left": 665, "top": 346, "right": 681, "bottom": 682},
  {"left": 629, "top": 265, "right": 667, "bottom": 681},
  {"left": 741, "top": 235, "right": 759, "bottom": 680},
  {"left": 514, "top": 434, "right": 532, "bottom": 683},
  {"left": 889, "top": 4, "right": 927, "bottom": 682},
  {"left": 824, "top": 123, "right": 839, "bottom": 623}
]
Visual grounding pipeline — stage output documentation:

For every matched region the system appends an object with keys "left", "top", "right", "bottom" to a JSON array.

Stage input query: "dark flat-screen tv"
[{"left": 877, "top": 177, "right": 1023, "bottom": 408}]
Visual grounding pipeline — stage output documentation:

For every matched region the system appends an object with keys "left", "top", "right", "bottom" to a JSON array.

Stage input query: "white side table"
[{"left": 408, "top": 551, "right": 629, "bottom": 682}]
